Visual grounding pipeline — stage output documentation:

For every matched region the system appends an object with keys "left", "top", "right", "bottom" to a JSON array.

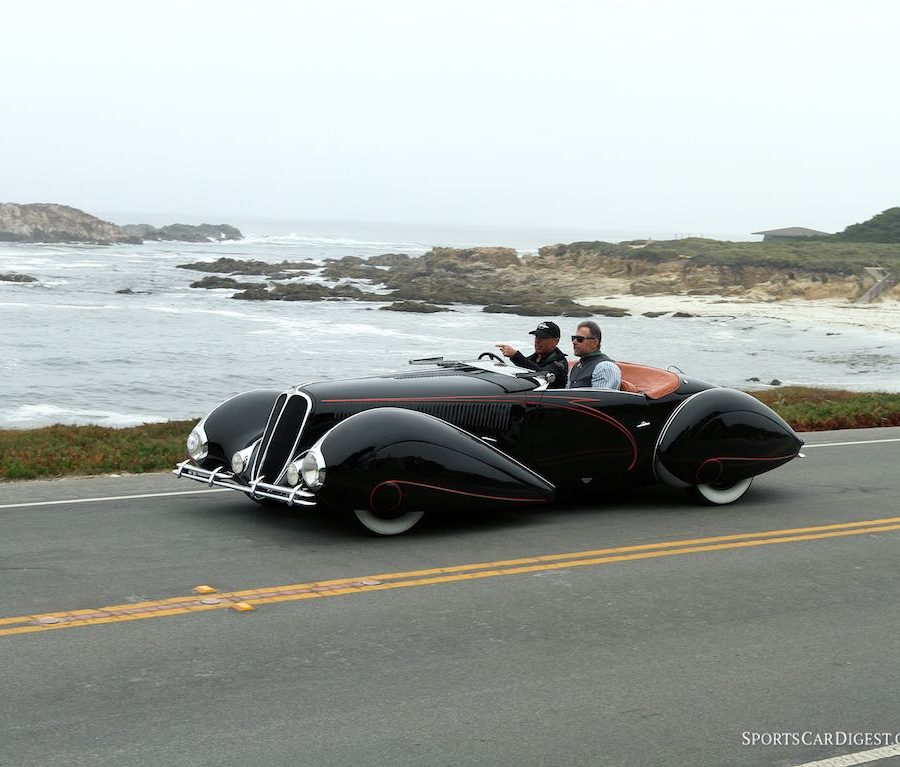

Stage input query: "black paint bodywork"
[
  {"left": 317, "top": 407, "right": 555, "bottom": 512},
  {"left": 188, "top": 362, "right": 803, "bottom": 514}
]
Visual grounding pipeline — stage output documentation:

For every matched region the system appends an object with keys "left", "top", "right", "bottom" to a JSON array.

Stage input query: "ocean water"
[{"left": 2, "top": 230, "right": 900, "bottom": 429}]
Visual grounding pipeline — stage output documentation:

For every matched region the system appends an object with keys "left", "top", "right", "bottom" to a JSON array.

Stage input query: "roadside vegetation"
[
  {"left": 0, "top": 419, "right": 195, "bottom": 481},
  {"left": 751, "top": 387, "right": 900, "bottom": 432},
  {"left": 2, "top": 389, "right": 899, "bottom": 482}
]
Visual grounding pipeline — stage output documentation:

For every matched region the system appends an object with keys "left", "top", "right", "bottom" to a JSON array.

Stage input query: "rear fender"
[
  {"left": 654, "top": 389, "right": 804, "bottom": 487},
  {"left": 314, "top": 407, "right": 554, "bottom": 513}
]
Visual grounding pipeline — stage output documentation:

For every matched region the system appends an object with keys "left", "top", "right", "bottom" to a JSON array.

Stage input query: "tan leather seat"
[
  {"left": 617, "top": 362, "right": 681, "bottom": 399},
  {"left": 565, "top": 359, "right": 680, "bottom": 399}
]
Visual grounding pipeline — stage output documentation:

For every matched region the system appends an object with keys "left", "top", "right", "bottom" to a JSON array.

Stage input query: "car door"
[{"left": 529, "top": 388, "right": 647, "bottom": 481}]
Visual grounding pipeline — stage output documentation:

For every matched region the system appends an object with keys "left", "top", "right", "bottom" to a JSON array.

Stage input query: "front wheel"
[
  {"left": 690, "top": 477, "right": 753, "bottom": 506},
  {"left": 349, "top": 507, "right": 426, "bottom": 536}
]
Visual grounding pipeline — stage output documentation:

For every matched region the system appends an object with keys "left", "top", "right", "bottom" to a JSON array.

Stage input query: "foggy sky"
[{"left": 2, "top": 0, "right": 898, "bottom": 239}]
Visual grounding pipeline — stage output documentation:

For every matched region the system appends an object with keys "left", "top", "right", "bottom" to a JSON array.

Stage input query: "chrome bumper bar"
[{"left": 173, "top": 460, "right": 316, "bottom": 507}]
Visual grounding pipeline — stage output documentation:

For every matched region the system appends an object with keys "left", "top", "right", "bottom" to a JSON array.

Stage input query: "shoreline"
[{"left": 579, "top": 295, "right": 900, "bottom": 336}]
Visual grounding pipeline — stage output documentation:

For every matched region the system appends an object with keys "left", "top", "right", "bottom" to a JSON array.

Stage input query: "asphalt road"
[{"left": 2, "top": 427, "right": 900, "bottom": 767}]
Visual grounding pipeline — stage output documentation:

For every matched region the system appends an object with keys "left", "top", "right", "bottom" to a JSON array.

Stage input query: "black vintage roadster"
[{"left": 174, "top": 356, "right": 803, "bottom": 535}]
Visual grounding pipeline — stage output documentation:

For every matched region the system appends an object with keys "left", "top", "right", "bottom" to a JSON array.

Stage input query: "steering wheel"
[{"left": 478, "top": 351, "right": 507, "bottom": 364}]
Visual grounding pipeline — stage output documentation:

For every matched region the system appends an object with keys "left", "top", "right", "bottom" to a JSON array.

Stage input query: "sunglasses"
[{"left": 571, "top": 335, "right": 597, "bottom": 343}]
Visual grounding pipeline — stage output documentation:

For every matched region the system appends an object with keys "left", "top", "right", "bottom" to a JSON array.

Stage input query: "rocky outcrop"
[
  {"left": 369, "top": 253, "right": 412, "bottom": 266},
  {"left": 320, "top": 256, "right": 385, "bottom": 281},
  {"left": 178, "top": 257, "right": 316, "bottom": 275},
  {"left": 483, "top": 299, "right": 629, "bottom": 317},
  {"left": 122, "top": 223, "right": 243, "bottom": 242},
  {"left": 176, "top": 239, "right": 900, "bottom": 312},
  {"left": 0, "top": 203, "right": 140, "bottom": 244},
  {"left": 232, "top": 282, "right": 383, "bottom": 302},
  {"left": 377, "top": 247, "right": 526, "bottom": 305},
  {"left": 535, "top": 240, "right": 900, "bottom": 301},
  {"left": 379, "top": 301, "right": 451, "bottom": 313},
  {"left": 189, "top": 276, "right": 263, "bottom": 290},
  {"left": 0, "top": 272, "right": 37, "bottom": 283}
]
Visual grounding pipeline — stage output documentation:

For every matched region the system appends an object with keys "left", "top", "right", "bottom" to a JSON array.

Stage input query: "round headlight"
[
  {"left": 231, "top": 452, "right": 247, "bottom": 474},
  {"left": 285, "top": 460, "right": 302, "bottom": 487},
  {"left": 187, "top": 429, "right": 208, "bottom": 462},
  {"left": 301, "top": 451, "right": 326, "bottom": 491}
]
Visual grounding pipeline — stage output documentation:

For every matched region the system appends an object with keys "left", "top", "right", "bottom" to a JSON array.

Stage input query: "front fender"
[
  {"left": 199, "top": 389, "right": 282, "bottom": 469},
  {"left": 315, "top": 407, "right": 554, "bottom": 513},
  {"left": 654, "top": 388, "right": 804, "bottom": 487}
]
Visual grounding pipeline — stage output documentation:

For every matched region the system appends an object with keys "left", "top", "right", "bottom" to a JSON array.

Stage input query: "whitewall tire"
[
  {"left": 351, "top": 508, "right": 426, "bottom": 536},
  {"left": 691, "top": 477, "right": 753, "bottom": 506}
]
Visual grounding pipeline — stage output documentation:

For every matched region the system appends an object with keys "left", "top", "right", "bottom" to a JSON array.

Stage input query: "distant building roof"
[{"left": 751, "top": 227, "right": 831, "bottom": 237}]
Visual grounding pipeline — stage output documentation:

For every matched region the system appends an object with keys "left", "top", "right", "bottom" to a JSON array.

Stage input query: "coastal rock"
[
  {"left": 369, "top": 253, "right": 412, "bottom": 266},
  {"left": 372, "top": 246, "right": 526, "bottom": 304},
  {"left": 115, "top": 287, "right": 151, "bottom": 294},
  {"left": 424, "top": 246, "right": 520, "bottom": 270},
  {"left": 379, "top": 301, "right": 451, "bottom": 313},
  {"left": 232, "top": 282, "right": 382, "bottom": 302},
  {"left": 483, "top": 299, "right": 629, "bottom": 318},
  {"left": 323, "top": 247, "right": 518, "bottom": 287},
  {"left": 388, "top": 282, "right": 515, "bottom": 305},
  {"left": 630, "top": 277, "right": 683, "bottom": 294},
  {"left": 170, "top": 236, "right": 900, "bottom": 310},
  {"left": 0, "top": 203, "right": 140, "bottom": 244},
  {"left": 189, "top": 276, "right": 263, "bottom": 290},
  {"left": 584, "top": 304, "right": 631, "bottom": 317},
  {"left": 0, "top": 272, "right": 37, "bottom": 283},
  {"left": 542, "top": 239, "right": 898, "bottom": 302},
  {"left": 177, "top": 257, "right": 316, "bottom": 275},
  {"left": 321, "top": 256, "right": 386, "bottom": 281},
  {"left": 122, "top": 223, "right": 243, "bottom": 242}
]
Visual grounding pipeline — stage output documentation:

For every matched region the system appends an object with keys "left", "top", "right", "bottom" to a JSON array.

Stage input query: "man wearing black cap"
[{"left": 496, "top": 320, "right": 569, "bottom": 388}]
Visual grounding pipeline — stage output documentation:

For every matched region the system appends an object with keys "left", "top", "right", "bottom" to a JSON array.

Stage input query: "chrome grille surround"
[{"left": 250, "top": 388, "right": 313, "bottom": 485}]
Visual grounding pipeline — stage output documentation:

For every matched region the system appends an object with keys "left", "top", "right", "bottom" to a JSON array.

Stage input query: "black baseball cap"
[{"left": 528, "top": 321, "right": 560, "bottom": 339}]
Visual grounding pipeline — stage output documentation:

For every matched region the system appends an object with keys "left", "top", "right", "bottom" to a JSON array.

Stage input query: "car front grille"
[{"left": 252, "top": 391, "right": 311, "bottom": 484}]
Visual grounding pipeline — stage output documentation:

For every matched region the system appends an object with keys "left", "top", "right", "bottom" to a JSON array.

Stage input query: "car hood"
[{"left": 299, "top": 366, "right": 541, "bottom": 401}]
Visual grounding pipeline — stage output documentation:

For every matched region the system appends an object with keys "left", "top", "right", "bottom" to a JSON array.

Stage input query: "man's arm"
[
  {"left": 509, "top": 350, "right": 540, "bottom": 371},
  {"left": 591, "top": 361, "right": 622, "bottom": 390},
  {"left": 547, "top": 356, "right": 569, "bottom": 387}
]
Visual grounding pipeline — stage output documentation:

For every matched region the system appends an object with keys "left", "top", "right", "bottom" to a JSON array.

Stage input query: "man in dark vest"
[
  {"left": 496, "top": 320, "right": 569, "bottom": 388},
  {"left": 568, "top": 320, "right": 621, "bottom": 389}
]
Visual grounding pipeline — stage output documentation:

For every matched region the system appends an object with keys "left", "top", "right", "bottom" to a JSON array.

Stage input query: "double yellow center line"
[{"left": 4, "top": 514, "right": 900, "bottom": 638}]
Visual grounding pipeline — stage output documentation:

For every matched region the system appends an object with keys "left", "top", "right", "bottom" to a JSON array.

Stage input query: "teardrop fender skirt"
[
  {"left": 314, "top": 407, "right": 555, "bottom": 514},
  {"left": 654, "top": 389, "right": 805, "bottom": 488}
]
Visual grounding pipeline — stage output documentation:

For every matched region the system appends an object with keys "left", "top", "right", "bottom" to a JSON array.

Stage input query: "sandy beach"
[{"left": 579, "top": 294, "right": 900, "bottom": 337}]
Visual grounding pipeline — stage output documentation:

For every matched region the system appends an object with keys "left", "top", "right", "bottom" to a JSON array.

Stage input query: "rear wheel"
[
  {"left": 691, "top": 477, "right": 753, "bottom": 505},
  {"left": 349, "top": 507, "right": 425, "bottom": 536}
]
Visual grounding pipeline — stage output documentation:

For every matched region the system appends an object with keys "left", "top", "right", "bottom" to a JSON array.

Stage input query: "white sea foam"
[
  {"left": 0, "top": 404, "right": 167, "bottom": 429},
  {"left": 240, "top": 233, "right": 428, "bottom": 252},
  {"left": 43, "top": 260, "right": 109, "bottom": 269}
]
